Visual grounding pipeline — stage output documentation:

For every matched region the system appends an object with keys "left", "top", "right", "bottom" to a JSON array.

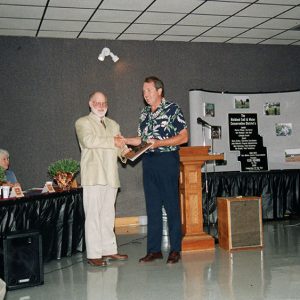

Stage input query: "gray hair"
[
  {"left": 0, "top": 149, "right": 9, "bottom": 158},
  {"left": 88, "top": 91, "right": 108, "bottom": 102}
]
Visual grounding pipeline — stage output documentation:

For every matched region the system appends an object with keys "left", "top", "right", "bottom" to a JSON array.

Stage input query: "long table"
[
  {"left": 0, "top": 188, "right": 84, "bottom": 262},
  {"left": 1, "top": 169, "right": 300, "bottom": 260},
  {"left": 204, "top": 169, "right": 300, "bottom": 221}
]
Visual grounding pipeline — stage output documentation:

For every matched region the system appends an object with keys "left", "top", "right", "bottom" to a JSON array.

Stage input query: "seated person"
[{"left": 0, "top": 149, "right": 19, "bottom": 187}]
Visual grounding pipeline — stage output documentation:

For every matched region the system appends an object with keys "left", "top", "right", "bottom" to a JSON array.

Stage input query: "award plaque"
[{"left": 125, "top": 142, "right": 152, "bottom": 161}]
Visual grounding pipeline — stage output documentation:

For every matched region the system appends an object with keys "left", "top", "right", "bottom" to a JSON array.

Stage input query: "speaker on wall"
[
  {"left": 217, "top": 197, "right": 263, "bottom": 250},
  {"left": 0, "top": 230, "right": 44, "bottom": 290}
]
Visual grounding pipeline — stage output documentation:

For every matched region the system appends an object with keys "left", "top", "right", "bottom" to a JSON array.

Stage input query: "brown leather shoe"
[
  {"left": 167, "top": 251, "right": 180, "bottom": 264},
  {"left": 87, "top": 258, "right": 107, "bottom": 267},
  {"left": 102, "top": 254, "right": 128, "bottom": 261},
  {"left": 139, "top": 252, "right": 163, "bottom": 263}
]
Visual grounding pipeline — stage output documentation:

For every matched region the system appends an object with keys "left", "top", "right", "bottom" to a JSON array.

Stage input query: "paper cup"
[{"left": 2, "top": 186, "right": 10, "bottom": 198}]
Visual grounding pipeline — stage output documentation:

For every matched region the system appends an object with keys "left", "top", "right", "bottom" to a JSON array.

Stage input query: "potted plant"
[
  {"left": 0, "top": 166, "right": 6, "bottom": 185},
  {"left": 48, "top": 159, "right": 80, "bottom": 190}
]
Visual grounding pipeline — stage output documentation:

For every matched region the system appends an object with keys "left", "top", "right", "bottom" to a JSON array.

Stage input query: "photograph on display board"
[
  {"left": 234, "top": 96, "right": 250, "bottom": 109},
  {"left": 203, "top": 102, "right": 215, "bottom": 117},
  {"left": 276, "top": 123, "right": 292, "bottom": 136},
  {"left": 285, "top": 148, "right": 300, "bottom": 162},
  {"left": 264, "top": 102, "right": 280, "bottom": 115},
  {"left": 211, "top": 126, "right": 221, "bottom": 139}
]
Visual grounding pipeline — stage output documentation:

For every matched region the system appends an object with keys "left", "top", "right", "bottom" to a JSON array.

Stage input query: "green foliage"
[
  {"left": 0, "top": 166, "right": 6, "bottom": 182},
  {"left": 48, "top": 159, "right": 80, "bottom": 177}
]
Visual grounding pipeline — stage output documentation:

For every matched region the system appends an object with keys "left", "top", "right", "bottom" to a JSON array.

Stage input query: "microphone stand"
[
  {"left": 199, "top": 118, "right": 221, "bottom": 240},
  {"left": 201, "top": 124, "right": 211, "bottom": 235},
  {"left": 198, "top": 117, "right": 220, "bottom": 237}
]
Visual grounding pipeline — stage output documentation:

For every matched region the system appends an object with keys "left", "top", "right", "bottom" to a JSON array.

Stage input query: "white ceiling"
[{"left": 0, "top": 0, "right": 300, "bottom": 45}]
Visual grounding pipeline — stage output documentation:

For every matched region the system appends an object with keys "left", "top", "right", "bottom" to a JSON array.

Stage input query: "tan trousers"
[{"left": 83, "top": 185, "right": 118, "bottom": 259}]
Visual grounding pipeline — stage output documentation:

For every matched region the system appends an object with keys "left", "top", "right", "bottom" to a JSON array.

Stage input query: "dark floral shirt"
[{"left": 138, "top": 98, "right": 187, "bottom": 153}]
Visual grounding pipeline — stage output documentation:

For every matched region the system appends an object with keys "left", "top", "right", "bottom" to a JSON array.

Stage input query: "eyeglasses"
[{"left": 93, "top": 101, "right": 107, "bottom": 107}]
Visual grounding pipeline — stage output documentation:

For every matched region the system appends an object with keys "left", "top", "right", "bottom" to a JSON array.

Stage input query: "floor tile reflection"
[{"left": 5, "top": 218, "right": 300, "bottom": 300}]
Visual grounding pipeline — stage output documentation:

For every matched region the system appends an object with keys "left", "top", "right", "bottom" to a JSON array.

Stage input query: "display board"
[{"left": 189, "top": 89, "right": 300, "bottom": 172}]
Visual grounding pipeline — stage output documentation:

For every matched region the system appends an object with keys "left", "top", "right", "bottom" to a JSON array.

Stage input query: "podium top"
[
  {"left": 179, "top": 146, "right": 224, "bottom": 163},
  {"left": 179, "top": 146, "right": 210, "bottom": 156}
]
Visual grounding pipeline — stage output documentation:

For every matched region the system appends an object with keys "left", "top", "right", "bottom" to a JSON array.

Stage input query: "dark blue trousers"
[{"left": 142, "top": 151, "right": 182, "bottom": 253}]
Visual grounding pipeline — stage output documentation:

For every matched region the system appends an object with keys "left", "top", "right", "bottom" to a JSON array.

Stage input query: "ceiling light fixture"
[{"left": 98, "top": 47, "right": 119, "bottom": 63}]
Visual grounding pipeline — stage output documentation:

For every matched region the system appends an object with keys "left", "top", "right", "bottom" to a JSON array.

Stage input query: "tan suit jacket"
[{"left": 75, "top": 112, "right": 124, "bottom": 188}]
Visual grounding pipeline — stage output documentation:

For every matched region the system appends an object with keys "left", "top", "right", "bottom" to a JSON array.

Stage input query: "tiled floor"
[{"left": 5, "top": 218, "right": 300, "bottom": 300}]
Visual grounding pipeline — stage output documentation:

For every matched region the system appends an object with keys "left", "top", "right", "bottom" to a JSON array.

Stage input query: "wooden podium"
[{"left": 179, "top": 146, "right": 224, "bottom": 251}]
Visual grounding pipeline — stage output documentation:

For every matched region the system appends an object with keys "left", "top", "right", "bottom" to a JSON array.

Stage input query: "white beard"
[{"left": 91, "top": 107, "right": 107, "bottom": 118}]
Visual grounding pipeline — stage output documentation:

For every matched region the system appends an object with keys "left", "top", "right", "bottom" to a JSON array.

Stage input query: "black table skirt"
[
  {"left": 0, "top": 188, "right": 85, "bottom": 262},
  {"left": 203, "top": 169, "right": 300, "bottom": 221},
  {"left": 1, "top": 169, "right": 300, "bottom": 260}
]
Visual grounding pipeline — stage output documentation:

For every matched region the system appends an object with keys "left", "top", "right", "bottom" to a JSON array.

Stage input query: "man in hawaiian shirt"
[{"left": 125, "top": 76, "right": 188, "bottom": 264}]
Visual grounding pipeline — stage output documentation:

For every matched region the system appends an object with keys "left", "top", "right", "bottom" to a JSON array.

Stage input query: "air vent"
[{"left": 291, "top": 24, "right": 300, "bottom": 31}]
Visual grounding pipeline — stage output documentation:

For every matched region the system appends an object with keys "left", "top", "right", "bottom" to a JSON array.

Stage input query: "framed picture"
[
  {"left": 275, "top": 123, "right": 292, "bottom": 136},
  {"left": 203, "top": 102, "right": 215, "bottom": 117},
  {"left": 234, "top": 96, "right": 250, "bottom": 109},
  {"left": 211, "top": 126, "right": 221, "bottom": 139},
  {"left": 285, "top": 148, "right": 300, "bottom": 162},
  {"left": 264, "top": 102, "right": 280, "bottom": 115}
]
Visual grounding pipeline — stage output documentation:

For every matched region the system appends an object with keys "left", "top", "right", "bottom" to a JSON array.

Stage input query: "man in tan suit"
[{"left": 75, "top": 91, "right": 129, "bottom": 267}]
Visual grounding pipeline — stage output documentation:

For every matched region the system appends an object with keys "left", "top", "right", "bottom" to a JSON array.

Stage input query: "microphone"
[{"left": 197, "top": 117, "right": 212, "bottom": 128}]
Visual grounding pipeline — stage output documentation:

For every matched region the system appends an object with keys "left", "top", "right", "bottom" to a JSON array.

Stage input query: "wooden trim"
[
  {"left": 115, "top": 216, "right": 141, "bottom": 228},
  {"left": 115, "top": 216, "right": 144, "bottom": 235}
]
